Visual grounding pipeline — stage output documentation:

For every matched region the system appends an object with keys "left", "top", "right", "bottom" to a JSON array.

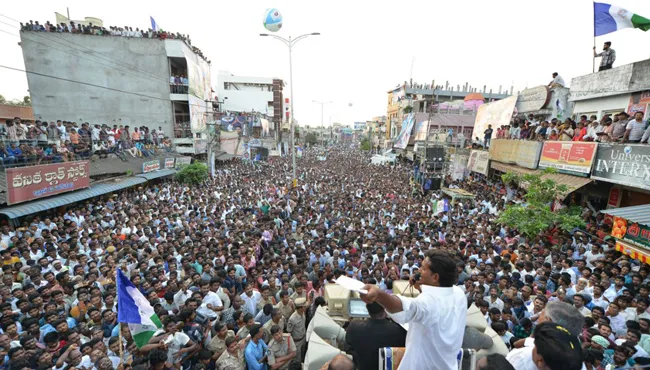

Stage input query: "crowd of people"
[
  {"left": 0, "top": 118, "right": 172, "bottom": 167},
  {"left": 20, "top": 20, "right": 210, "bottom": 63},
  {"left": 0, "top": 145, "right": 646, "bottom": 370},
  {"left": 485, "top": 111, "right": 650, "bottom": 145}
]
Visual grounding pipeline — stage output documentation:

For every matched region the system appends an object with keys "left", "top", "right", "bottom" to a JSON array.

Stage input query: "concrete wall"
[
  {"left": 20, "top": 32, "right": 174, "bottom": 137},
  {"left": 572, "top": 94, "right": 631, "bottom": 118},
  {"left": 217, "top": 71, "right": 274, "bottom": 114}
]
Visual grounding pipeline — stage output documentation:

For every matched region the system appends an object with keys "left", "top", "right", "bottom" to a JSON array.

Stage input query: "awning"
[
  {"left": 0, "top": 177, "right": 146, "bottom": 219},
  {"left": 136, "top": 169, "right": 176, "bottom": 180},
  {"left": 601, "top": 204, "right": 650, "bottom": 227},
  {"left": 491, "top": 162, "right": 592, "bottom": 194},
  {"left": 216, "top": 152, "right": 235, "bottom": 161},
  {"left": 615, "top": 241, "right": 650, "bottom": 264}
]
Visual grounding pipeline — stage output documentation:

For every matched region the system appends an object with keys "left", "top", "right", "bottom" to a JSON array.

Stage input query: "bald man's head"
[{"left": 328, "top": 354, "right": 354, "bottom": 370}]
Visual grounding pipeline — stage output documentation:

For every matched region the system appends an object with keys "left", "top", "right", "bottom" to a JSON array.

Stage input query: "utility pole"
[
  {"left": 312, "top": 100, "right": 333, "bottom": 127},
  {"left": 422, "top": 79, "right": 435, "bottom": 167}
]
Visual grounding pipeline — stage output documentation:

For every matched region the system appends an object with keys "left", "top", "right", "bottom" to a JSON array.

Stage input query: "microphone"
[{"left": 408, "top": 273, "right": 421, "bottom": 295}]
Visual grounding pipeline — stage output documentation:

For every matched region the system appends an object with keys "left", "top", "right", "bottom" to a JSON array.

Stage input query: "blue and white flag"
[
  {"left": 117, "top": 269, "right": 162, "bottom": 347},
  {"left": 594, "top": 2, "right": 650, "bottom": 36},
  {"left": 150, "top": 16, "right": 159, "bottom": 32}
]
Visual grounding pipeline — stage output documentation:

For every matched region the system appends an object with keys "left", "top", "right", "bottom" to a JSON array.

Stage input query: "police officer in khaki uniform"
[
  {"left": 287, "top": 297, "right": 308, "bottom": 365},
  {"left": 207, "top": 322, "right": 235, "bottom": 360},
  {"left": 268, "top": 325, "right": 297, "bottom": 370},
  {"left": 290, "top": 282, "right": 307, "bottom": 303},
  {"left": 262, "top": 308, "right": 286, "bottom": 344},
  {"left": 275, "top": 290, "right": 295, "bottom": 322}
]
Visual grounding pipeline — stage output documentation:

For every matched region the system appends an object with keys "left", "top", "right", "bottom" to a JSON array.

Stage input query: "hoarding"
[
  {"left": 143, "top": 160, "right": 160, "bottom": 173},
  {"left": 6, "top": 161, "right": 90, "bottom": 205},
  {"left": 538, "top": 141, "right": 597, "bottom": 175},
  {"left": 175, "top": 157, "right": 192, "bottom": 168},
  {"left": 472, "top": 95, "right": 518, "bottom": 140},
  {"left": 467, "top": 150, "right": 489, "bottom": 175},
  {"left": 591, "top": 144, "right": 650, "bottom": 190},
  {"left": 164, "top": 158, "right": 175, "bottom": 169},
  {"left": 393, "top": 113, "right": 415, "bottom": 149}
]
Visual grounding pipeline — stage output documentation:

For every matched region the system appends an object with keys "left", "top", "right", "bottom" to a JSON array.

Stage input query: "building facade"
[{"left": 19, "top": 31, "right": 212, "bottom": 154}]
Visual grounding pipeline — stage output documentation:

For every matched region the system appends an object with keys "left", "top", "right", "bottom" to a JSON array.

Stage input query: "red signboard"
[
  {"left": 6, "top": 161, "right": 90, "bottom": 205},
  {"left": 538, "top": 141, "right": 598, "bottom": 175}
]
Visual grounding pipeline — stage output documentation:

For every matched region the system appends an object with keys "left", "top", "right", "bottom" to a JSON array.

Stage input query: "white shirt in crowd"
[
  {"left": 387, "top": 285, "right": 467, "bottom": 370},
  {"left": 240, "top": 290, "right": 262, "bottom": 316}
]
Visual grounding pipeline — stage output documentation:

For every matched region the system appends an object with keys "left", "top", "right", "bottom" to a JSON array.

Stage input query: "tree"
[
  {"left": 22, "top": 96, "right": 31, "bottom": 106},
  {"left": 402, "top": 105, "right": 413, "bottom": 113},
  {"left": 305, "top": 133, "right": 318, "bottom": 146},
  {"left": 175, "top": 162, "right": 208, "bottom": 185},
  {"left": 0, "top": 95, "right": 5, "bottom": 104},
  {"left": 360, "top": 137, "right": 371, "bottom": 151},
  {"left": 496, "top": 168, "right": 585, "bottom": 238}
]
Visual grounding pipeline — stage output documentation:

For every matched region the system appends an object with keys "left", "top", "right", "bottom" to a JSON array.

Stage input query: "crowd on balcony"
[
  {"left": 19, "top": 20, "right": 210, "bottom": 63},
  {"left": 0, "top": 118, "right": 172, "bottom": 168},
  {"left": 487, "top": 112, "right": 650, "bottom": 145}
]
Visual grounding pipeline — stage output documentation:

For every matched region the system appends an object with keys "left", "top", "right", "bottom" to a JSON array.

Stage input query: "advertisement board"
[
  {"left": 6, "top": 161, "right": 90, "bottom": 205},
  {"left": 538, "top": 141, "right": 597, "bottom": 175},
  {"left": 472, "top": 95, "right": 518, "bottom": 140},
  {"left": 353, "top": 122, "right": 367, "bottom": 131},
  {"left": 516, "top": 141, "right": 543, "bottom": 169},
  {"left": 143, "top": 160, "right": 161, "bottom": 173},
  {"left": 175, "top": 157, "right": 192, "bottom": 168},
  {"left": 591, "top": 144, "right": 650, "bottom": 190},
  {"left": 489, "top": 139, "right": 519, "bottom": 164},
  {"left": 164, "top": 158, "right": 175, "bottom": 169},
  {"left": 516, "top": 85, "right": 550, "bottom": 113},
  {"left": 612, "top": 217, "right": 650, "bottom": 250},
  {"left": 467, "top": 150, "right": 489, "bottom": 175},
  {"left": 393, "top": 114, "right": 415, "bottom": 149}
]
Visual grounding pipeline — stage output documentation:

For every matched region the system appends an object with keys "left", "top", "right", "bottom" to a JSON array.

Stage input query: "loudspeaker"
[
  {"left": 324, "top": 284, "right": 351, "bottom": 318},
  {"left": 306, "top": 306, "right": 346, "bottom": 343},
  {"left": 426, "top": 146, "right": 445, "bottom": 161},
  {"left": 304, "top": 333, "right": 345, "bottom": 370}
]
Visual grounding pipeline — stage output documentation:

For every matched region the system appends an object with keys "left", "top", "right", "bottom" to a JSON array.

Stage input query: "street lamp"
[
  {"left": 260, "top": 32, "right": 320, "bottom": 184},
  {"left": 312, "top": 100, "right": 333, "bottom": 127}
]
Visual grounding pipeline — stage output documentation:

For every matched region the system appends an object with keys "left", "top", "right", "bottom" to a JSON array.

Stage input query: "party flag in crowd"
[
  {"left": 150, "top": 16, "right": 159, "bottom": 32},
  {"left": 117, "top": 269, "right": 162, "bottom": 347},
  {"left": 594, "top": 2, "right": 650, "bottom": 36}
]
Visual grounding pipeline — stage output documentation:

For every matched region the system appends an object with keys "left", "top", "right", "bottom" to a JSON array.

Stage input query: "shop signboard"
[
  {"left": 591, "top": 144, "right": 650, "bottom": 191},
  {"left": 467, "top": 150, "right": 489, "bottom": 175},
  {"left": 612, "top": 217, "right": 650, "bottom": 250},
  {"left": 143, "top": 160, "right": 160, "bottom": 173},
  {"left": 538, "top": 141, "right": 597, "bottom": 176},
  {"left": 516, "top": 85, "right": 551, "bottom": 113},
  {"left": 6, "top": 161, "right": 90, "bottom": 205},
  {"left": 175, "top": 157, "right": 192, "bottom": 168},
  {"left": 164, "top": 158, "right": 175, "bottom": 169}
]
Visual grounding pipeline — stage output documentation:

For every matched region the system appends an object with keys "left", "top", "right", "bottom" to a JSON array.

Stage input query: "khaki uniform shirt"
[
  {"left": 206, "top": 330, "right": 234, "bottom": 356},
  {"left": 275, "top": 300, "right": 295, "bottom": 322},
  {"left": 215, "top": 348, "right": 246, "bottom": 370},
  {"left": 262, "top": 317, "right": 286, "bottom": 343},
  {"left": 287, "top": 312, "right": 306, "bottom": 341},
  {"left": 268, "top": 334, "right": 297, "bottom": 370},
  {"left": 256, "top": 296, "right": 276, "bottom": 313},
  {"left": 289, "top": 291, "right": 306, "bottom": 304}
]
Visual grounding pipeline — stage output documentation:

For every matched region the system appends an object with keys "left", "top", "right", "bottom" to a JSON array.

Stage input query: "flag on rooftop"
[
  {"left": 594, "top": 2, "right": 650, "bottom": 36},
  {"left": 150, "top": 16, "right": 159, "bottom": 32},
  {"left": 117, "top": 269, "right": 162, "bottom": 348}
]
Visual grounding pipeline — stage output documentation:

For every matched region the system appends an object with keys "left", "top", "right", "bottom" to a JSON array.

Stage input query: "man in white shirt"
[
  {"left": 548, "top": 72, "right": 565, "bottom": 88},
  {"left": 240, "top": 283, "right": 262, "bottom": 316},
  {"left": 625, "top": 112, "right": 647, "bottom": 143},
  {"left": 560, "top": 258, "right": 577, "bottom": 285},
  {"left": 361, "top": 250, "right": 466, "bottom": 370}
]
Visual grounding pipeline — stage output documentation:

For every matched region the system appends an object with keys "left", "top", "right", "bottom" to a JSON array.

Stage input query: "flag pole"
[
  {"left": 118, "top": 322, "right": 125, "bottom": 364},
  {"left": 593, "top": 1, "right": 596, "bottom": 73}
]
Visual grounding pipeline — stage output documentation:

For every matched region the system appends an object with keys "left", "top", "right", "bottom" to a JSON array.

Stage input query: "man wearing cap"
[
  {"left": 267, "top": 324, "right": 296, "bottom": 370},
  {"left": 244, "top": 324, "right": 268, "bottom": 370},
  {"left": 287, "top": 297, "right": 308, "bottom": 365}
]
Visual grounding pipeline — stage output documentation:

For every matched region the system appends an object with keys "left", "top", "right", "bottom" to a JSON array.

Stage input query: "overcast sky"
[{"left": 2, "top": 0, "right": 650, "bottom": 126}]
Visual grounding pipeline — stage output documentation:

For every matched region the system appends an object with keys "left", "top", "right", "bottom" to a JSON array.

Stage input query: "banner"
[
  {"left": 143, "top": 160, "right": 160, "bottom": 173},
  {"left": 489, "top": 139, "right": 520, "bottom": 164},
  {"left": 612, "top": 217, "right": 650, "bottom": 250},
  {"left": 591, "top": 144, "right": 650, "bottom": 190},
  {"left": 538, "top": 141, "right": 597, "bottom": 175},
  {"left": 164, "top": 158, "right": 175, "bottom": 169},
  {"left": 175, "top": 157, "right": 191, "bottom": 168},
  {"left": 6, "top": 161, "right": 90, "bottom": 205},
  {"left": 516, "top": 141, "right": 543, "bottom": 169},
  {"left": 393, "top": 113, "right": 415, "bottom": 149},
  {"left": 413, "top": 120, "right": 429, "bottom": 141},
  {"left": 354, "top": 122, "right": 367, "bottom": 131},
  {"left": 467, "top": 150, "right": 489, "bottom": 175},
  {"left": 472, "top": 95, "right": 518, "bottom": 140}
]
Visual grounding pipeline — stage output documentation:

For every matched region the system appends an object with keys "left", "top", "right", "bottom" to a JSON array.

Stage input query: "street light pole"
[
  {"left": 261, "top": 32, "right": 320, "bottom": 185},
  {"left": 312, "top": 100, "right": 333, "bottom": 127}
]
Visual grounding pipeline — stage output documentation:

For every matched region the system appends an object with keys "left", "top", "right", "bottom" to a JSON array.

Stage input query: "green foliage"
[
  {"left": 496, "top": 168, "right": 585, "bottom": 238},
  {"left": 402, "top": 106, "right": 413, "bottom": 113},
  {"left": 360, "top": 138, "right": 371, "bottom": 151},
  {"left": 175, "top": 162, "right": 208, "bottom": 185},
  {"left": 305, "top": 133, "right": 318, "bottom": 146}
]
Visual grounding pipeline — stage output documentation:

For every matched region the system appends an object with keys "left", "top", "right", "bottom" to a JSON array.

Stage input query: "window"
[{"left": 224, "top": 82, "right": 230, "bottom": 90}]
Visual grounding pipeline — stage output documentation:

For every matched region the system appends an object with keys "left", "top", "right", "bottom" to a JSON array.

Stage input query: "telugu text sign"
[
  {"left": 142, "top": 160, "right": 161, "bottom": 173},
  {"left": 538, "top": 141, "right": 597, "bottom": 175},
  {"left": 6, "top": 161, "right": 90, "bottom": 205},
  {"left": 468, "top": 150, "right": 489, "bottom": 175},
  {"left": 164, "top": 158, "right": 175, "bottom": 169}
]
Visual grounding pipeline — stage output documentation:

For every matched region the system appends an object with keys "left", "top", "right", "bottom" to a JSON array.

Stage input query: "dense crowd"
[
  {"left": 0, "top": 117, "right": 172, "bottom": 167},
  {"left": 0, "top": 145, "right": 647, "bottom": 370},
  {"left": 488, "top": 111, "right": 650, "bottom": 144},
  {"left": 20, "top": 20, "right": 210, "bottom": 63}
]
